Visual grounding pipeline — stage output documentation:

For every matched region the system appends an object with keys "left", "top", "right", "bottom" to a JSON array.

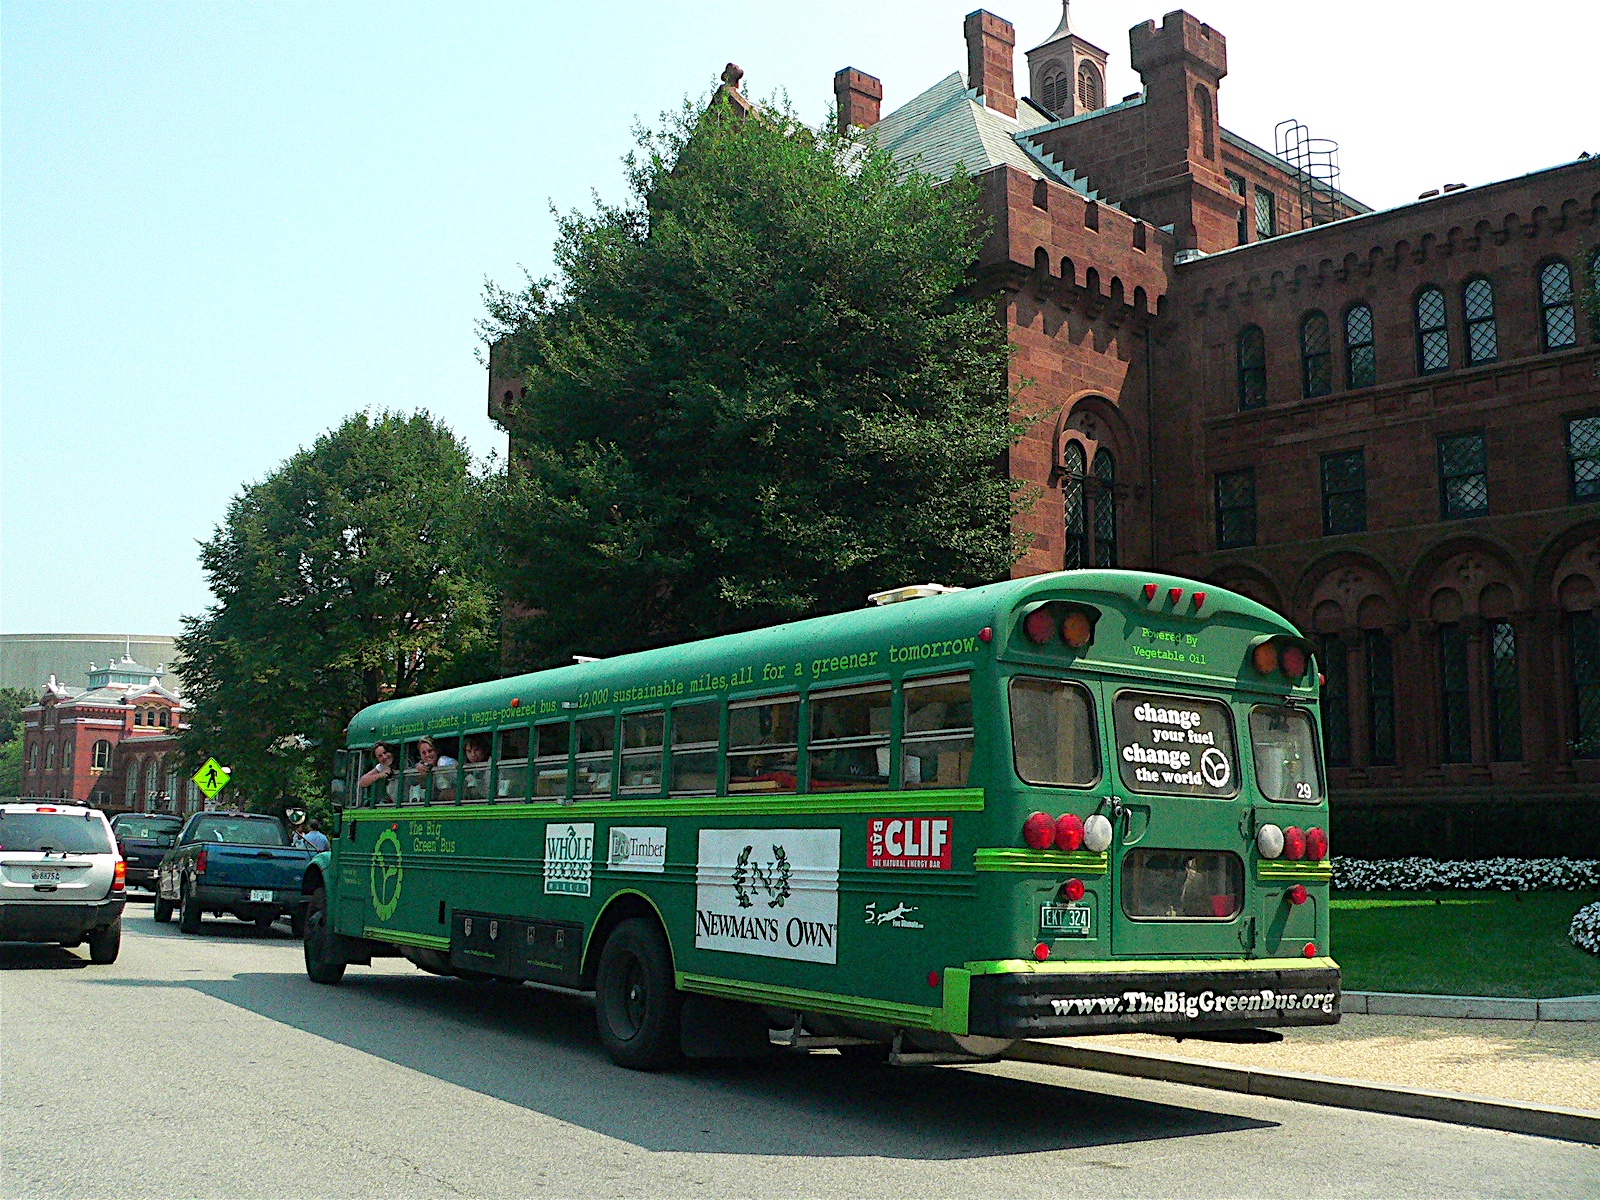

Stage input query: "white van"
[{"left": 0, "top": 803, "right": 126, "bottom": 962}]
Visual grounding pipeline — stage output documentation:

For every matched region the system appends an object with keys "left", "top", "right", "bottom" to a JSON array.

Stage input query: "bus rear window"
[
  {"left": 1009, "top": 678, "right": 1097, "bottom": 787},
  {"left": 1122, "top": 849, "right": 1244, "bottom": 920},
  {"left": 1249, "top": 707, "right": 1324, "bottom": 802},
  {"left": 1112, "top": 691, "right": 1237, "bottom": 798}
]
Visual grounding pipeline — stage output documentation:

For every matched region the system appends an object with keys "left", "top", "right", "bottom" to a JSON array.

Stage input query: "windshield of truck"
[
  {"left": 113, "top": 816, "right": 182, "bottom": 843},
  {"left": 1248, "top": 706, "right": 1324, "bottom": 802},
  {"left": 0, "top": 813, "right": 114, "bottom": 854},
  {"left": 187, "top": 816, "right": 288, "bottom": 846},
  {"left": 1112, "top": 691, "right": 1238, "bottom": 798}
]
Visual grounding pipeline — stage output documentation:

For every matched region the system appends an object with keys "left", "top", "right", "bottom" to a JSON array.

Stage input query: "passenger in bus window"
[
  {"left": 419, "top": 736, "right": 458, "bottom": 803},
  {"left": 358, "top": 742, "right": 397, "bottom": 805},
  {"left": 462, "top": 735, "right": 491, "bottom": 801}
]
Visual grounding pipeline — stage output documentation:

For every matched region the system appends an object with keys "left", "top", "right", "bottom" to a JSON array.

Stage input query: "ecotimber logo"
[
  {"left": 696, "top": 828, "right": 840, "bottom": 964},
  {"left": 544, "top": 823, "right": 595, "bottom": 897},
  {"left": 607, "top": 826, "right": 667, "bottom": 874},
  {"left": 1049, "top": 989, "right": 1338, "bottom": 1018}
]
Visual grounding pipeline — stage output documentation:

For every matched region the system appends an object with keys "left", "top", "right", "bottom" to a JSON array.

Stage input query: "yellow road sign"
[{"left": 193, "top": 757, "right": 231, "bottom": 800}]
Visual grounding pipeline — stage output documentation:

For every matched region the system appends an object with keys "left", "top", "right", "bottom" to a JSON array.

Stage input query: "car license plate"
[
  {"left": 1040, "top": 901, "right": 1093, "bottom": 936},
  {"left": 250, "top": 889, "right": 275, "bottom": 902},
  {"left": 31, "top": 869, "right": 61, "bottom": 884}
]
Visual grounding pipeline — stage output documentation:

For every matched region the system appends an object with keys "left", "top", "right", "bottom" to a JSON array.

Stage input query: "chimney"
[
  {"left": 963, "top": 9, "right": 1017, "bottom": 119},
  {"left": 833, "top": 68, "right": 883, "bottom": 135}
]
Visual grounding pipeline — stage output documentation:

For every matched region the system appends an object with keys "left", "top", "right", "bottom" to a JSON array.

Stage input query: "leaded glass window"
[
  {"left": 1367, "top": 631, "right": 1396, "bottom": 765},
  {"left": 1439, "top": 624, "right": 1471, "bottom": 763},
  {"left": 1062, "top": 441, "right": 1087, "bottom": 569},
  {"left": 1567, "top": 415, "right": 1600, "bottom": 503},
  {"left": 1301, "top": 311, "right": 1332, "bottom": 398},
  {"left": 1254, "top": 187, "right": 1276, "bottom": 238},
  {"left": 1345, "top": 303, "right": 1375, "bottom": 389},
  {"left": 1319, "top": 634, "right": 1349, "bottom": 768},
  {"left": 1569, "top": 611, "right": 1600, "bottom": 758},
  {"left": 1488, "top": 620, "right": 1521, "bottom": 762},
  {"left": 1215, "top": 468, "right": 1256, "bottom": 549},
  {"left": 1416, "top": 286, "right": 1449, "bottom": 374},
  {"left": 1227, "top": 173, "right": 1248, "bottom": 246},
  {"left": 1541, "top": 260, "right": 1577, "bottom": 350},
  {"left": 1320, "top": 449, "right": 1366, "bottom": 535},
  {"left": 1092, "top": 449, "right": 1117, "bottom": 567},
  {"left": 1463, "top": 277, "right": 1497, "bottom": 364},
  {"left": 1237, "top": 325, "right": 1266, "bottom": 410},
  {"left": 1437, "top": 431, "right": 1488, "bottom": 520}
]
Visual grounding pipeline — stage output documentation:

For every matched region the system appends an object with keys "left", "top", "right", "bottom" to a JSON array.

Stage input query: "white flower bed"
[
  {"left": 1331, "top": 856, "right": 1600, "bottom": 892},
  {"left": 1571, "top": 901, "right": 1600, "bottom": 956}
]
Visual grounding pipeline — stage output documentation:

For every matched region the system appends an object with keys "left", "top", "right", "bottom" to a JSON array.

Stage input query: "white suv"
[{"left": 0, "top": 803, "right": 126, "bottom": 963}]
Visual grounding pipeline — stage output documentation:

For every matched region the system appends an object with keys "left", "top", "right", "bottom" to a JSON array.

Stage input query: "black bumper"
[
  {"left": 192, "top": 884, "right": 306, "bottom": 916},
  {"left": 968, "top": 963, "right": 1341, "bottom": 1038},
  {"left": 126, "top": 866, "right": 159, "bottom": 889},
  {"left": 0, "top": 898, "right": 125, "bottom": 943}
]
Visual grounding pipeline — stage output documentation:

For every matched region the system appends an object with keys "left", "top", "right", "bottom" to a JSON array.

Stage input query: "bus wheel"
[
  {"left": 595, "top": 917, "right": 682, "bottom": 1071},
  {"left": 303, "top": 888, "right": 346, "bottom": 986}
]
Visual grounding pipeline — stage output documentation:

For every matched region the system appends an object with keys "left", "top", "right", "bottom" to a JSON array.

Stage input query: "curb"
[
  {"left": 1343, "top": 990, "right": 1600, "bottom": 1021},
  {"left": 1003, "top": 1040, "right": 1600, "bottom": 1145}
]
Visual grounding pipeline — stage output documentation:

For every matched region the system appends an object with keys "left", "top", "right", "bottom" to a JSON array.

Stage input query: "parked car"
[
  {"left": 0, "top": 802, "right": 126, "bottom": 962},
  {"left": 110, "top": 812, "right": 184, "bottom": 892},
  {"left": 154, "top": 812, "right": 311, "bottom": 935}
]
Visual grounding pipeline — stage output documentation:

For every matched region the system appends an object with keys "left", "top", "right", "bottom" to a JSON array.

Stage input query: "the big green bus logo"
[{"left": 371, "top": 828, "right": 404, "bottom": 921}]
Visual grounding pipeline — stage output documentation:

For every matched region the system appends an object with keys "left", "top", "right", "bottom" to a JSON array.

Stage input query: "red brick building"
[
  {"left": 490, "top": 6, "right": 1600, "bottom": 853},
  {"left": 18, "top": 655, "right": 199, "bottom": 813}
]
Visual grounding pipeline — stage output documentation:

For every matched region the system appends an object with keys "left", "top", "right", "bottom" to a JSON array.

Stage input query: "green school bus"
[{"left": 302, "top": 569, "right": 1339, "bottom": 1069}]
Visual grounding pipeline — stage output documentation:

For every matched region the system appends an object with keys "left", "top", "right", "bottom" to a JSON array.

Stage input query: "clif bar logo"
[{"left": 868, "top": 817, "right": 951, "bottom": 870}]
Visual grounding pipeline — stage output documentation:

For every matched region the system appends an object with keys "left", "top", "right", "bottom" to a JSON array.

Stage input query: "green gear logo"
[{"left": 370, "top": 828, "right": 404, "bottom": 921}]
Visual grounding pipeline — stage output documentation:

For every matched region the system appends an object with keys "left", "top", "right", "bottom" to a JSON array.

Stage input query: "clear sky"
[{"left": 4, "top": 0, "right": 1594, "bottom": 637}]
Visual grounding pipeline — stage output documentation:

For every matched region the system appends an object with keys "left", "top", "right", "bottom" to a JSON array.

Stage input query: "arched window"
[
  {"left": 26, "top": 741, "right": 37, "bottom": 771},
  {"left": 166, "top": 764, "right": 180, "bottom": 807},
  {"left": 1237, "top": 325, "right": 1267, "bottom": 409},
  {"left": 92, "top": 740, "right": 111, "bottom": 771},
  {"left": 1092, "top": 450, "right": 1117, "bottom": 567},
  {"left": 159, "top": 709, "right": 169, "bottom": 728},
  {"left": 1194, "top": 84, "right": 1214, "bottom": 159},
  {"left": 1540, "top": 259, "right": 1577, "bottom": 350},
  {"left": 1301, "top": 311, "right": 1332, "bottom": 398},
  {"left": 1077, "top": 61, "right": 1102, "bottom": 112},
  {"left": 145, "top": 758, "right": 159, "bottom": 795},
  {"left": 1345, "top": 303, "right": 1376, "bottom": 389},
  {"left": 125, "top": 760, "right": 139, "bottom": 804},
  {"left": 1040, "top": 63, "right": 1067, "bottom": 115},
  {"left": 1416, "top": 286, "right": 1449, "bottom": 374},
  {"left": 46, "top": 742, "right": 55, "bottom": 770},
  {"left": 1062, "top": 441, "right": 1087, "bottom": 569},
  {"left": 1463, "top": 276, "right": 1497, "bottom": 365}
]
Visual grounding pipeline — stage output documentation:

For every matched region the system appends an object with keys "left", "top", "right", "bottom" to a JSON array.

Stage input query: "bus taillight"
[
  {"left": 1023, "top": 811, "right": 1056, "bottom": 849},
  {"left": 1062, "top": 877, "right": 1085, "bottom": 902},
  {"left": 1257, "top": 823, "right": 1284, "bottom": 858},
  {"left": 1306, "top": 826, "right": 1328, "bottom": 860},
  {"left": 1287, "top": 884, "right": 1308, "bottom": 906},
  {"left": 1061, "top": 610, "right": 1092, "bottom": 648},
  {"left": 1054, "top": 813, "right": 1084, "bottom": 851},
  {"left": 1281, "top": 827, "right": 1306, "bottom": 861},
  {"left": 1281, "top": 645, "right": 1308, "bottom": 680}
]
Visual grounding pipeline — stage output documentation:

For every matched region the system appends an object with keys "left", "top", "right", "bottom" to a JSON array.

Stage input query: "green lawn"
[{"left": 1330, "top": 891, "right": 1600, "bottom": 999}]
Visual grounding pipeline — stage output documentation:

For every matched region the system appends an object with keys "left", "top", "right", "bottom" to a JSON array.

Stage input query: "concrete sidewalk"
[
  {"left": 1344, "top": 990, "right": 1600, "bottom": 1021},
  {"left": 1071, "top": 1012, "right": 1600, "bottom": 1112}
]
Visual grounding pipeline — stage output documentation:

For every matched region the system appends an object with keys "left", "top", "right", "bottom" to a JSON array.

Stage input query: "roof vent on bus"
[{"left": 867, "top": 583, "right": 966, "bottom": 606}]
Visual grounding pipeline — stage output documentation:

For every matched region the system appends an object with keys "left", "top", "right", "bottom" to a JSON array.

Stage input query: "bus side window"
[
  {"left": 620, "top": 711, "right": 664, "bottom": 794},
  {"left": 670, "top": 701, "right": 719, "bottom": 795},
  {"left": 727, "top": 696, "right": 799, "bottom": 794},
  {"left": 402, "top": 742, "right": 426, "bottom": 805},
  {"left": 432, "top": 736, "right": 460, "bottom": 804},
  {"left": 903, "top": 674, "right": 974, "bottom": 788},
  {"left": 497, "top": 727, "right": 531, "bottom": 801},
  {"left": 532, "top": 723, "right": 568, "bottom": 798},
  {"left": 574, "top": 716, "right": 615, "bottom": 796},
  {"left": 462, "top": 733, "right": 492, "bottom": 802},
  {"left": 809, "top": 684, "right": 891, "bottom": 791}
]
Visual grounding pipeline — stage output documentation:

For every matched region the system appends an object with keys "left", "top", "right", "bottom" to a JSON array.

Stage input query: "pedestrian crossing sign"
[{"left": 193, "top": 758, "right": 231, "bottom": 800}]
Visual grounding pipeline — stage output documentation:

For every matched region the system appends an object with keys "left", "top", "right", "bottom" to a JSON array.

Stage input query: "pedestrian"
[{"left": 300, "top": 819, "right": 331, "bottom": 854}]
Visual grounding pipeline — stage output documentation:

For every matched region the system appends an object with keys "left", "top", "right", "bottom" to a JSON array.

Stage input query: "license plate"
[
  {"left": 1041, "top": 902, "right": 1093, "bottom": 936},
  {"left": 31, "top": 869, "right": 61, "bottom": 884},
  {"left": 250, "top": 889, "right": 275, "bottom": 903}
]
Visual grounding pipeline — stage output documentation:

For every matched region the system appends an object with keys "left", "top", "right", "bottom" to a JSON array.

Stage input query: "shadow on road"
[
  {"left": 0, "top": 944, "right": 92, "bottom": 970},
  {"left": 93, "top": 964, "right": 1274, "bottom": 1158}
]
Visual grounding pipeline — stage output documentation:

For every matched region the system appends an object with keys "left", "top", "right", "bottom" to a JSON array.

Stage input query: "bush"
[
  {"left": 1332, "top": 856, "right": 1600, "bottom": 892},
  {"left": 1571, "top": 901, "right": 1600, "bottom": 956}
]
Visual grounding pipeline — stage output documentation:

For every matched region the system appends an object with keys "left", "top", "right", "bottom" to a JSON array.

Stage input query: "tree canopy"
[
  {"left": 484, "top": 93, "right": 1028, "bottom": 668},
  {"left": 177, "top": 411, "right": 498, "bottom": 812}
]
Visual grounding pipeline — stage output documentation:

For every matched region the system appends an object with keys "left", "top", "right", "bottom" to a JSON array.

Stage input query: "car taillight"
[
  {"left": 1281, "top": 826, "right": 1306, "bottom": 861},
  {"left": 1022, "top": 812, "right": 1055, "bottom": 850},
  {"left": 113, "top": 860, "right": 126, "bottom": 892},
  {"left": 195, "top": 847, "right": 208, "bottom": 874},
  {"left": 117, "top": 842, "right": 127, "bottom": 859},
  {"left": 1306, "top": 826, "right": 1328, "bottom": 861},
  {"left": 1054, "top": 813, "right": 1085, "bottom": 852},
  {"left": 1256, "top": 823, "right": 1285, "bottom": 858}
]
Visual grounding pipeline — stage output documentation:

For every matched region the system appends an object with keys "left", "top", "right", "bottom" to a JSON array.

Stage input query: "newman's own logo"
[{"left": 696, "top": 828, "right": 839, "bottom": 964}]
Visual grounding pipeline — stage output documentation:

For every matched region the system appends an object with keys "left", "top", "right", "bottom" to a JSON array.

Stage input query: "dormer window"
[{"left": 159, "top": 709, "right": 170, "bottom": 728}]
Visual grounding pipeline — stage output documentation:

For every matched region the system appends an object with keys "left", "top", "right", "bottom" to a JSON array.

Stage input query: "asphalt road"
[{"left": 4, "top": 901, "right": 1596, "bottom": 1200}]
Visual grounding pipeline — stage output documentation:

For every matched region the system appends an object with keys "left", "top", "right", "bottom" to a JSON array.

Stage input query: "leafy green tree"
[
  {"left": 0, "top": 687, "right": 34, "bottom": 745},
  {"left": 177, "top": 412, "right": 499, "bottom": 812},
  {"left": 484, "top": 92, "right": 1028, "bottom": 667},
  {"left": 0, "top": 720, "right": 23, "bottom": 797}
]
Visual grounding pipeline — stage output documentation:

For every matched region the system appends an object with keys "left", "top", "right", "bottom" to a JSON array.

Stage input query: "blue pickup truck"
[{"left": 153, "top": 812, "right": 311, "bottom": 935}]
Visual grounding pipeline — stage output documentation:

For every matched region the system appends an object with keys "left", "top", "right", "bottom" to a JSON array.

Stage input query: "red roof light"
[
  {"left": 1023, "top": 610, "right": 1055, "bottom": 645},
  {"left": 1142, "top": 583, "right": 1157, "bottom": 602}
]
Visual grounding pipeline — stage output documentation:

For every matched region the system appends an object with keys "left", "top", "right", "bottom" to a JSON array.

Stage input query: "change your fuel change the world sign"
[{"left": 1112, "top": 691, "right": 1238, "bottom": 798}]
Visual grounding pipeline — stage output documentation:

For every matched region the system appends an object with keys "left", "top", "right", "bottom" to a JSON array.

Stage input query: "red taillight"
[
  {"left": 978, "top": 626, "right": 993, "bottom": 643},
  {"left": 1252, "top": 641, "right": 1279, "bottom": 675},
  {"left": 1287, "top": 883, "right": 1307, "bottom": 906},
  {"left": 1062, "top": 877, "right": 1085, "bottom": 902},
  {"left": 1306, "top": 826, "right": 1328, "bottom": 861},
  {"left": 1022, "top": 812, "right": 1056, "bottom": 850},
  {"left": 113, "top": 860, "right": 126, "bottom": 892},
  {"left": 1282, "top": 645, "right": 1308, "bottom": 680},
  {"left": 37, "top": 805, "right": 57, "bottom": 813},
  {"left": 1060, "top": 611, "right": 1092, "bottom": 649},
  {"left": 1054, "top": 813, "right": 1085, "bottom": 852},
  {"left": 509, "top": 697, "right": 520, "bottom": 708},
  {"left": 195, "top": 847, "right": 208, "bottom": 874},
  {"left": 1303, "top": 942, "right": 1317, "bottom": 958},
  {"left": 1023, "top": 609, "right": 1055, "bottom": 644},
  {"left": 1282, "top": 827, "right": 1306, "bottom": 861},
  {"left": 117, "top": 841, "right": 127, "bottom": 859},
  {"left": 1034, "top": 942, "right": 1050, "bottom": 961}
]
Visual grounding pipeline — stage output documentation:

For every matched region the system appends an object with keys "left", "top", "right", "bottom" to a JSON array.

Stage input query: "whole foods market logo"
[
  {"left": 370, "top": 828, "right": 403, "bottom": 921},
  {"left": 544, "top": 823, "right": 595, "bottom": 897}
]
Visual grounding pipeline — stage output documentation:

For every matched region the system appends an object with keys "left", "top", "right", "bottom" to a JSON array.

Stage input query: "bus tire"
[
  {"left": 595, "top": 917, "right": 682, "bottom": 1071},
  {"left": 303, "top": 888, "right": 346, "bottom": 986},
  {"left": 178, "top": 884, "right": 202, "bottom": 934}
]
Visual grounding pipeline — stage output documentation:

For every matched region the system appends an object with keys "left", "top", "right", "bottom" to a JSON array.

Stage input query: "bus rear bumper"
[{"left": 965, "top": 959, "right": 1341, "bottom": 1039}]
